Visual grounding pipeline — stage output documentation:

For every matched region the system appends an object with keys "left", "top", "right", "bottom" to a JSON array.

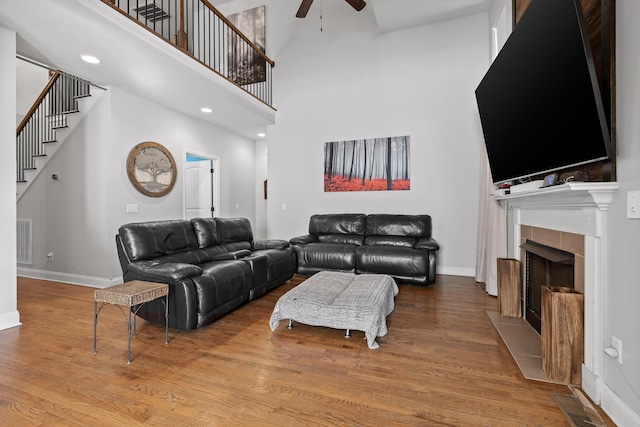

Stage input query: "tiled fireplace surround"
[
  {"left": 520, "top": 225, "right": 585, "bottom": 294},
  {"left": 497, "top": 182, "right": 618, "bottom": 404}
]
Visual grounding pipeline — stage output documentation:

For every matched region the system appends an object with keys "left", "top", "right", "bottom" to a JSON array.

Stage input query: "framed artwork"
[
  {"left": 324, "top": 136, "right": 411, "bottom": 192},
  {"left": 126, "top": 141, "right": 177, "bottom": 197},
  {"left": 227, "top": 5, "right": 266, "bottom": 85}
]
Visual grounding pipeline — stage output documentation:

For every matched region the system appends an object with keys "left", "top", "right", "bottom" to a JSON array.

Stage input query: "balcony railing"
[{"left": 103, "top": 0, "right": 274, "bottom": 107}]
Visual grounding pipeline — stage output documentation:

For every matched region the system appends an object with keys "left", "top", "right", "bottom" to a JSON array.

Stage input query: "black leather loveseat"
[
  {"left": 289, "top": 214, "right": 439, "bottom": 285},
  {"left": 116, "top": 217, "right": 296, "bottom": 330}
]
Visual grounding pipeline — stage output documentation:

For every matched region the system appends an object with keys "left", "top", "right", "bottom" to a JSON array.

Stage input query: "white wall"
[
  {"left": 600, "top": 1, "right": 640, "bottom": 424},
  {"left": 17, "top": 86, "right": 258, "bottom": 286},
  {"left": 254, "top": 139, "right": 268, "bottom": 239},
  {"left": 266, "top": 14, "right": 489, "bottom": 276},
  {"left": 0, "top": 26, "right": 19, "bottom": 330},
  {"left": 15, "top": 59, "right": 48, "bottom": 125},
  {"left": 17, "top": 88, "right": 112, "bottom": 286}
]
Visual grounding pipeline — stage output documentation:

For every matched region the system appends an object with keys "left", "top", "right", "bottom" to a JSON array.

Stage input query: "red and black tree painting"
[{"left": 324, "top": 136, "right": 410, "bottom": 192}]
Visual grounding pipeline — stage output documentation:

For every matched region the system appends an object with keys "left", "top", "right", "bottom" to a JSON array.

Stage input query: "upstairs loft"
[{"left": 0, "top": 0, "right": 276, "bottom": 140}]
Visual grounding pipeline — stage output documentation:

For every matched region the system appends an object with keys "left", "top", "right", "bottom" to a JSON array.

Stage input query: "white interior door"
[{"left": 185, "top": 159, "right": 214, "bottom": 219}]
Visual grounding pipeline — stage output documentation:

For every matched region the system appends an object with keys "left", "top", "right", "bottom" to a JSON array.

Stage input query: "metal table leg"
[
  {"left": 127, "top": 308, "right": 132, "bottom": 364},
  {"left": 93, "top": 300, "right": 98, "bottom": 354}
]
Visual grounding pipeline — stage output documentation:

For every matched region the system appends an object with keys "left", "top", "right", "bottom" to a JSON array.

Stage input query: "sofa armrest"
[
  {"left": 127, "top": 261, "right": 203, "bottom": 282},
  {"left": 210, "top": 249, "right": 252, "bottom": 260},
  {"left": 289, "top": 234, "right": 318, "bottom": 245},
  {"left": 253, "top": 239, "right": 290, "bottom": 250},
  {"left": 415, "top": 237, "right": 440, "bottom": 251}
]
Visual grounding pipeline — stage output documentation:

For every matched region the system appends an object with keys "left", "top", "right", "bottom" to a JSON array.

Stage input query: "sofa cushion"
[
  {"left": 364, "top": 235, "right": 416, "bottom": 248},
  {"left": 220, "top": 241, "right": 253, "bottom": 253},
  {"left": 216, "top": 217, "right": 254, "bottom": 243},
  {"left": 356, "top": 245, "right": 429, "bottom": 277},
  {"left": 155, "top": 248, "right": 211, "bottom": 265},
  {"left": 309, "top": 213, "right": 366, "bottom": 236},
  {"left": 289, "top": 234, "right": 318, "bottom": 245},
  {"left": 209, "top": 249, "right": 251, "bottom": 260},
  {"left": 318, "top": 234, "right": 365, "bottom": 246},
  {"left": 366, "top": 214, "right": 432, "bottom": 238},
  {"left": 190, "top": 217, "right": 218, "bottom": 248},
  {"left": 119, "top": 219, "right": 198, "bottom": 262},
  {"left": 297, "top": 242, "right": 357, "bottom": 273},
  {"left": 252, "top": 239, "right": 290, "bottom": 250}
]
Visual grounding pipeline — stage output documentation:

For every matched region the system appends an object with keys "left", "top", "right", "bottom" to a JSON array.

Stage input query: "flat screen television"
[{"left": 474, "top": 0, "right": 612, "bottom": 185}]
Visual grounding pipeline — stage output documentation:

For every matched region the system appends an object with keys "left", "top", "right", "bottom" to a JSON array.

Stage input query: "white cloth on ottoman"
[{"left": 269, "top": 271, "right": 398, "bottom": 349}]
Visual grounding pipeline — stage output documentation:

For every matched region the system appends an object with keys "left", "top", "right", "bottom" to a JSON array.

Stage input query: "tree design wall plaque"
[{"left": 126, "top": 141, "right": 177, "bottom": 197}]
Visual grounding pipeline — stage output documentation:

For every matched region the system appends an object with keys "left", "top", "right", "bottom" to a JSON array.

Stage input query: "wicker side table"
[{"left": 93, "top": 281, "right": 169, "bottom": 363}]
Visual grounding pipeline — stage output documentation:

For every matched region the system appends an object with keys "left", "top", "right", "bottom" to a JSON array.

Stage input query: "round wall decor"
[{"left": 126, "top": 141, "right": 177, "bottom": 197}]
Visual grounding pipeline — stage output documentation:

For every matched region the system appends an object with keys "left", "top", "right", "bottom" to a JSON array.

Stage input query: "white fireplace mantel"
[
  {"left": 495, "top": 181, "right": 619, "bottom": 405},
  {"left": 496, "top": 182, "right": 619, "bottom": 211}
]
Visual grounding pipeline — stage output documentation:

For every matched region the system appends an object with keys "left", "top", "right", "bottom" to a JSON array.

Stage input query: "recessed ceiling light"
[
  {"left": 81, "top": 55, "right": 101, "bottom": 64},
  {"left": 201, "top": 107, "right": 212, "bottom": 113},
  {"left": 257, "top": 133, "right": 266, "bottom": 138}
]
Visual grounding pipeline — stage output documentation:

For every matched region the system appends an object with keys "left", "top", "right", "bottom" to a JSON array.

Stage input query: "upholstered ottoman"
[{"left": 269, "top": 271, "right": 398, "bottom": 349}]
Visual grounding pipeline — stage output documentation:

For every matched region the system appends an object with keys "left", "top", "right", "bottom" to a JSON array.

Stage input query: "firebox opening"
[{"left": 521, "top": 241, "right": 575, "bottom": 334}]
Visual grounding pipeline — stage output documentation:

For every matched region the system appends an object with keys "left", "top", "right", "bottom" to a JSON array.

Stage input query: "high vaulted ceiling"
[{"left": 0, "top": 0, "right": 491, "bottom": 139}]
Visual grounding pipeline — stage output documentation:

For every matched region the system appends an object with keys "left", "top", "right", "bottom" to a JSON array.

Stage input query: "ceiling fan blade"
[
  {"left": 296, "top": 0, "right": 314, "bottom": 18},
  {"left": 345, "top": 0, "right": 366, "bottom": 12}
]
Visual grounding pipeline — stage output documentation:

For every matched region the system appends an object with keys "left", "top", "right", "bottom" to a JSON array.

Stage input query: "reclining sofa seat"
[
  {"left": 116, "top": 217, "right": 296, "bottom": 330},
  {"left": 290, "top": 213, "right": 439, "bottom": 285}
]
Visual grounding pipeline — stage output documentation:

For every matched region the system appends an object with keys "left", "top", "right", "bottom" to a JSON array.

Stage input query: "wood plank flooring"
[{"left": 0, "top": 275, "right": 614, "bottom": 426}]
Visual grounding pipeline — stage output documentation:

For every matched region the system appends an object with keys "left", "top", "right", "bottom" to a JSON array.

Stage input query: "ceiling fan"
[{"left": 296, "top": 0, "right": 367, "bottom": 18}]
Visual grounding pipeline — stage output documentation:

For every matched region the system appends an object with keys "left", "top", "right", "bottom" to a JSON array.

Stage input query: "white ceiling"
[
  {"left": 370, "top": 0, "right": 492, "bottom": 33},
  {"left": 0, "top": 0, "right": 490, "bottom": 139}
]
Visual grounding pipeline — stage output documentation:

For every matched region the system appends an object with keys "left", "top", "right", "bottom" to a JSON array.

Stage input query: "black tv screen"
[{"left": 474, "top": 0, "right": 611, "bottom": 185}]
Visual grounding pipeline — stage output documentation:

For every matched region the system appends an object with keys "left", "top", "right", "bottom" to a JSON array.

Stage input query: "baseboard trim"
[
  {"left": 439, "top": 266, "right": 475, "bottom": 277},
  {"left": 580, "top": 365, "right": 601, "bottom": 404},
  {"left": 17, "top": 267, "right": 122, "bottom": 289},
  {"left": 0, "top": 310, "right": 22, "bottom": 331},
  {"left": 601, "top": 384, "right": 640, "bottom": 427}
]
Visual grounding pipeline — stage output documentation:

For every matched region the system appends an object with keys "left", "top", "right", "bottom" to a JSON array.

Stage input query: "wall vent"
[{"left": 17, "top": 218, "right": 32, "bottom": 265}]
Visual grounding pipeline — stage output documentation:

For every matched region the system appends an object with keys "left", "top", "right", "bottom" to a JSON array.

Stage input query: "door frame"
[{"left": 183, "top": 149, "right": 220, "bottom": 219}]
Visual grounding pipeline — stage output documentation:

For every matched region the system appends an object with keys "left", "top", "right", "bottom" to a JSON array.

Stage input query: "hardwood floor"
[{"left": 0, "top": 275, "right": 614, "bottom": 426}]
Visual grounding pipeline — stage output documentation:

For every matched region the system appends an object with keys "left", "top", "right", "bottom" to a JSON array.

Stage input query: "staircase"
[{"left": 16, "top": 71, "right": 105, "bottom": 201}]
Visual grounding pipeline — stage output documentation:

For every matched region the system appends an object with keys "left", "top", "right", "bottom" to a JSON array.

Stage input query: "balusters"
[{"left": 104, "top": 0, "right": 273, "bottom": 106}]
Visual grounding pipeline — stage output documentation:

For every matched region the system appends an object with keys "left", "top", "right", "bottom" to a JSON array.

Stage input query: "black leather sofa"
[
  {"left": 116, "top": 217, "right": 296, "bottom": 330},
  {"left": 289, "top": 214, "right": 439, "bottom": 285}
]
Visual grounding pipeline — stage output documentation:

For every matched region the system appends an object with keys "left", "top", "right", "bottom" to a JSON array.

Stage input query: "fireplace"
[
  {"left": 522, "top": 240, "right": 575, "bottom": 334},
  {"left": 497, "top": 182, "right": 618, "bottom": 403}
]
